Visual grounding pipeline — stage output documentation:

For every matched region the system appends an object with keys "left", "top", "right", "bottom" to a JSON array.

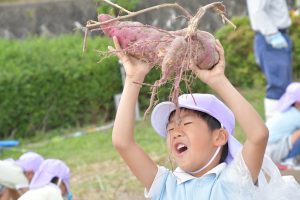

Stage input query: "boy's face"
[
  {"left": 294, "top": 101, "right": 300, "bottom": 111},
  {"left": 23, "top": 171, "right": 34, "bottom": 182},
  {"left": 166, "top": 109, "right": 220, "bottom": 173},
  {"left": 59, "top": 181, "right": 68, "bottom": 196}
]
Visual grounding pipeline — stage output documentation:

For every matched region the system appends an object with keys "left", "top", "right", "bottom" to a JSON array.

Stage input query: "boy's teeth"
[{"left": 177, "top": 144, "right": 185, "bottom": 150}]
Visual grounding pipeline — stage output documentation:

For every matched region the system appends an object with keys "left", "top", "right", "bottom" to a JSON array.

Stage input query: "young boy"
[
  {"left": 266, "top": 82, "right": 300, "bottom": 167},
  {"left": 110, "top": 36, "right": 299, "bottom": 198}
]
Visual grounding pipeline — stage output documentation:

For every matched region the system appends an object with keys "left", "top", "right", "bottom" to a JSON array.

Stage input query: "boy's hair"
[
  {"left": 50, "top": 177, "right": 59, "bottom": 184},
  {"left": 169, "top": 108, "right": 229, "bottom": 163}
]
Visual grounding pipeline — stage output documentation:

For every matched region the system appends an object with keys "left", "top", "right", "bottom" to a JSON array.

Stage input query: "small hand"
[
  {"left": 189, "top": 39, "right": 226, "bottom": 85},
  {"left": 265, "top": 32, "right": 288, "bottom": 49},
  {"left": 108, "top": 36, "right": 152, "bottom": 82}
]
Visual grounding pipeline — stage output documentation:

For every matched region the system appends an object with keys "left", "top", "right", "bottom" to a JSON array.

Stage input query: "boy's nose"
[{"left": 172, "top": 126, "right": 184, "bottom": 139}]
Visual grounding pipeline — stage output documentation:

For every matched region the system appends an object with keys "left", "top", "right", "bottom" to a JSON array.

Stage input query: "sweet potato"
[
  {"left": 98, "top": 14, "right": 219, "bottom": 71},
  {"left": 87, "top": 1, "right": 234, "bottom": 114}
]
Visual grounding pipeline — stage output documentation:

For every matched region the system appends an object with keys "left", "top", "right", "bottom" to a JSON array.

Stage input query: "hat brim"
[
  {"left": 30, "top": 172, "right": 70, "bottom": 193},
  {"left": 277, "top": 93, "right": 296, "bottom": 112},
  {"left": 151, "top": 102, "right": 175, "bottom": 137},
  {"left": 0, "top": 161, "right": 29, "bottom": 189},
  {"left": 151, "top": 101, "right": 219, "bottom": 137},
  {"left": 226, "top": 134, "right": 242, "bottom": 163},
  {"left": 277, "top": 82, "right": 300, "bottom": 112},
  {"left": 151, "top": 101, "right": 242, "bottom": 163}
]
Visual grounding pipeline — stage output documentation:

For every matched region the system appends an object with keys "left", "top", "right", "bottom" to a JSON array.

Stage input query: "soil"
[{"left": 280, "top": 169, "right": 300, "bottom": 183}]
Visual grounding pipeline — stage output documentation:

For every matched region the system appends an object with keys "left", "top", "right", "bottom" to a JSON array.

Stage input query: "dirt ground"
[
  {"left": 71, "top": 160, "right": 300, "bottom": 200},
  {"left": 71, "top": 160, "right": 147, "bottom": 200},
  {"left": 280, "top": 169, "right": 300, "bottom": 183}
]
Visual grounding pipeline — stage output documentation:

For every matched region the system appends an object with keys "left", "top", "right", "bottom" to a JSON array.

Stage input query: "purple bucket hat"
[
  {"left": 15, "top": 152, "right": 44, "bottom": 173},
  {"left": 151, "top": 93, "right": 242, "bottom": 163},
  {"left": 30, "top": 159, "right": 70, "bottom": 193},
  {"left": 277, "top": 82, "right": 300, "bottom": 112}
]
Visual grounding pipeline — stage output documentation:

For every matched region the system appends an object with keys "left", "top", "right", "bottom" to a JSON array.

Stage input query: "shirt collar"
[
  {"left": 48, "top": 183, "right": 62, "bottom": 193},
  {"left": 173, "top": 162, "right": 227, "bottom": 184}
]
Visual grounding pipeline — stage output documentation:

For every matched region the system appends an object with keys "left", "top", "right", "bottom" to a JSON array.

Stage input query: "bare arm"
[
  {"left": 290, "top": 129, "right": 300, "bottom": 145},
  {"left": 191, "top": 40, "right": 269, "bottom": 182},
  {"left": 0, "top": 189, "right": 20, "bottom": 200},
  {"left": 0, "top": 189, "right": 11, "bottom": 200},
  {"left": 110, "top": 37, "right": 157, "bottom": 190}
]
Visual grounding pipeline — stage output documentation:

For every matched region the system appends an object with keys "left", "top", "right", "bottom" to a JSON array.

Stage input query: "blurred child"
[
  {"left": 266, "top": 82, "right": 300, "bottom": 167},
  {"left": 15, "top": 152, "right": 44, "bottom": 189},
  {"left": 18, "top": 159, "right": 74, "bottom": 200},
  {"left": 109, "top": 36, "right": 300, "bottom": 199},
  {"left": 0, "top": 159, "right": 27, "bottom": 200},
  {"left": 0, "top": 152, "right": 44, "bottom": 200}
]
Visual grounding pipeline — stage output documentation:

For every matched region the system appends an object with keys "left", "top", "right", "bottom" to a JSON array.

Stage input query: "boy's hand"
[
  {"left": 265, "top": 32, "right": 288, "bottom": 49},
  {"left": 108, "top": 36, "right": 152, "bottom": 82},
  {"left": 189, "top": 40, "right": 226, "bottom": 86}
]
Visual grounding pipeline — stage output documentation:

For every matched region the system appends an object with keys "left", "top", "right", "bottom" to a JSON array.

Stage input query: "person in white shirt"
[
  {"left": 109, "top": 36, "right": 300, "bottom": 199},
  {"left": 266, "top": 82, "right": 300, "bottom": 167},
  {"left": 246, "top": 0, "right": 293, "bottom": 121}
]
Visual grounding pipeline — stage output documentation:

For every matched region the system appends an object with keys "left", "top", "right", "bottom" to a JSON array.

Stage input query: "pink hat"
[
  {"left": 277, "top": 82, "right": 300, "bottom": 112},
  {"left": 30, "top": 159, "right": 70, "bottom": 193},
  {"left": 15, "top": 152, "right": 44, "bottom": 172},
  {"left": 151, "top": 93, "right": 242, "bottom": 163}
]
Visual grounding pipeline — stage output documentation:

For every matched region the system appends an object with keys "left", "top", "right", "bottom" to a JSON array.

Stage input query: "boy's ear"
[{"left": 213, "top": 128, "right": 228, "bottom": 146}]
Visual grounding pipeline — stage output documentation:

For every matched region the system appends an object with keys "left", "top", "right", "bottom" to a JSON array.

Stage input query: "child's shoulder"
[
  {"left": 281, "top": 107, "right": 300, "bottom": 121},
  {"left": 20, "top": 184, "right": 63, "bottom": 200},
  {"left": 220, "top": 149, "right": 252, "bottom": 184}
]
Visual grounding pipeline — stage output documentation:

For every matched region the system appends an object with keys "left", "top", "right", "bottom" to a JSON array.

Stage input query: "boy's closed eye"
[
  {"left": 167, "top": 121, "right": 193, "bottom": 133},
  {"left": 183, "top": 122, "right": 192, "bottom": 126}
]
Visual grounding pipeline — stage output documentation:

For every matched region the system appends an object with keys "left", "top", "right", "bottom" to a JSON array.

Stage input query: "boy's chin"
[{"left": 177, "top": 163, "right": 193, "bottom": 172}]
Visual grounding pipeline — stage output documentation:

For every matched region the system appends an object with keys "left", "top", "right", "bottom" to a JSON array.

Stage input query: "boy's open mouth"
[{"left": 175, "top": 143, "right": 188, "bottom": 154}]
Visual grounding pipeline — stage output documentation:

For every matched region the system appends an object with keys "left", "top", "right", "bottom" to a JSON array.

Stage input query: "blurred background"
[{"left": 0, "top": 0, "right": 300, "bottom": 199}]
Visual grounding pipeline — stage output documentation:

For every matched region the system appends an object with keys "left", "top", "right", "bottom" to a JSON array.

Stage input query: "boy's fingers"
[
  {"left": 215, "top": 40, "right": 224, "bottom": 56},
  {"left": 108, "top": 45, "right": 121, "bottom": 58},
  {"left": 112, "top": 36, "right": 130, "bottom": 62},
  {"left": 108, "top": 40, "right": 124, "bottom": 58},
  {"left": 188, "top": 59, "right": 197, "bottom": 70},
  {"left": 113, "top": 36, "right": 121, "bottom": 50}
]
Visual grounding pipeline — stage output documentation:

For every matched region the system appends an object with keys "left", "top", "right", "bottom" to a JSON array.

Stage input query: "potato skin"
[{"left": 98, "top": 14, "right": 219, "bottom": 70}]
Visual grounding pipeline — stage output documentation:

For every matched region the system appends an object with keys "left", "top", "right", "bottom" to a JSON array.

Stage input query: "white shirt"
[
  {"left": 144, "top": 150, "right": 300, "bottom": 199},
  {"left": 246, "top": 0, "right": 291, "bottom": 35},
  {"left": 145, "top": 149, "right": 260, "bottom": 200},
  {"left": 266, "top": 107, "right": 300, "bottom": 143},
  {"left": 18, "top": 184, "right": 63, "bottom": 200}
]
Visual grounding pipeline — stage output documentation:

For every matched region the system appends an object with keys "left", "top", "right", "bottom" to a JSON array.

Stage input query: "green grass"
[{"left": 0, "top": 85, "right": 265, "bottom": 199}]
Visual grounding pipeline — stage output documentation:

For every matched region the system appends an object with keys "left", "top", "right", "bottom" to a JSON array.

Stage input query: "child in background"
[
  {"left": 0, "top": 152, "right": 44, "bottom": 200},
  {"left": 109, "top": 36, "right": 299, "bottom": 199},
  {"left": 15, "top": 152, "right": 44, "bottom": 190},
  {"left": 266, "top": 82, "right": 300, "bottom": 167},
  {"left": 0, "top": 159, "right": 27, "bottom": 200},
  {"left": 18, "top": 159, "right": 74, "bottom": 200}
]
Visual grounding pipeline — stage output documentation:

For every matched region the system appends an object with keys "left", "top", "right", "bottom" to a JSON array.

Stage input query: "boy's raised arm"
[
  {"left": 191, "top": 40, "right": 269, "bottom": 182},
  {"left": 110, "top": 37, "right": 157, "bottom": 190}
]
